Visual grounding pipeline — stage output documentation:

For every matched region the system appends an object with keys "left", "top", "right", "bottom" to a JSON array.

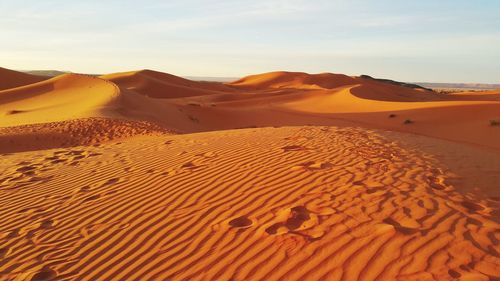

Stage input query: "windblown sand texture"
[{"left": 0, "top": 67, "right": 499, "bottom": 280}]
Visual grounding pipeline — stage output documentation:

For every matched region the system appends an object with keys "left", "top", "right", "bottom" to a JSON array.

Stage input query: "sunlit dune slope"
[
  {"left": 0, "top": 67, "right": 48, "bottom": 91},
  {"left": 0, "top": 127, "right": 498, "bottom": 280},
  {"left": 228, "top": 71, "right": 359, "bottom": 90},
  {"left": 0, "top": 74, "right": 119, "bottom": 127},
  {"left": 101, "top": 69, "right": 236, "bottom": 98}
]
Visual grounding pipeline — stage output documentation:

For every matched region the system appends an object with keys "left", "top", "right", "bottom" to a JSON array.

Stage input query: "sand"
[
  {"left": 0, "top": 68, "right": 499, "bottom": 280},
  {"left": 0, "top": 68, "right": 48, "bottom": 92}
]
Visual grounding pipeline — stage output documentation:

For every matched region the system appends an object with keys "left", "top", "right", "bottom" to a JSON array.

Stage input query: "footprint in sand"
[
  {"left": 428, "top": 176, "right": 447, "bottom": 191},
  {"left": 448, "top": 270, "right": 461, "bottom": 278},
  {"left": 102, "top": 177, "right": 121, "bottom": 186},
  {"left": 265, "top": 206, "right": 317, "bottom": 235},
  {"left": 291, "top": 161, "right": 332, "bottom": 171},
  {"left": 461, "top": 201, "right": 485, "bottom": 213},
  {"left": 285, "top": 206, "right": 311, "bottom": 230},
  {"left": 65, "top": 150, "right": 85, "bottom": 156},
  {"left": 31, "top": 267, "right": 57, "bottom": 281},
  {"left": 0, "top": 247, "right": 10, "bottom": 258},
  {"left": 78, "top": 186, "right": 91, "bottom": 193},
  {"left": 16, "top": 165, "right": 36, "bottom": 173},
  {"left": 40, "top": 219, "right": 55, "bottom": 229},
  {"left": 181, "top": 162, "right": 205, "bottom": 170},
  {"left": 466, "top": 217, "right": 483, "bottom": 227},
  {"left": 83, "top": 194, "right": 101, "bottom": 202},
  {"left": 281, "top": 145, "right": 308, "bottom": 152},
  {"left": 7, "top": 229, "right": 20, "bottom": 238},
  {"left": 72, "top": 155, "right": 86, "bottom": 161},
  {"left": 28, "top": 176, "right": 53, "bottom": 184},
  {"left": 196, "top": 151, "right": 217, "bottom": 158},
  {"left": 228, "top": 216, "right": 253, "bottom": 228},
  {"left": 265, "top": 223, "right": 286, "bottom": 235},
  {"left": 366, "top": 186, "right": 386, "bottom": 194},
  {"left": 181, "top": 162, "right": 196, "bottom": 169},
  {"left": 382, "top": 218, "right": 420, "bottom": 235}
]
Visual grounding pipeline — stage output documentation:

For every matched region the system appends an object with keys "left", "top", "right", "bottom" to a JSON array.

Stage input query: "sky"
[{"left": 1, "top": 0, "right": 499, "bottom": 83}]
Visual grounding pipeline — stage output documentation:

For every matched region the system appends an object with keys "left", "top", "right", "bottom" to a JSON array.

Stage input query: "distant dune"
[
  {"left": 20, "top": 69, "right": 500, "bottom": 89},
  {"left": 228, "top": 71, "right": 360, "bottom": 90},
  {"left": 101, "top": 69, "right": 236, "bottom": 98},
  {"left": 186, "top": 76, "right": 238, "bottom": 82},
  {"left": 22, "top": 70, "right": 70, "bottom": 77},
  {"left": 417, "top": 82, "right": 500, "bottom": 90},
  {"left": 0, "top": 67, "right": 48, "bottom": 91},
  {"left": 0, "top": 66, "right": 499, "bottom": 280}
]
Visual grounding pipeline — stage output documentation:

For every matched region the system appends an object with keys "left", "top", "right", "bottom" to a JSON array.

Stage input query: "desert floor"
[{"left": 0, "top": 68, "right": 499, "bottom": 280}]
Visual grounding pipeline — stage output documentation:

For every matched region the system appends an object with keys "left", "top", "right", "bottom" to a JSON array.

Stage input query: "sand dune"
[
  {"left": 3, "top": 68, "right": 498, "bottom": 149},
  {"left": 228, "top": 71, "right": 360, "bottom": 90},
  {"left": 0, "top": 67, "right": 47, "bottom": 91},
  {"left": 0, "top": 74, "right": 120, "bottom": 127},
  {"left": 229, "top": 71, "right": 456, "bottom": 102},
  {"left": 0, "top": 67, "right": 499, "bottom": 280},
  {"left": 279, "top": 86, "right": 500, "bottom": 149},
  {"left": 101, "top": 69, "right": 235, "bottom": 99},
  {"left": 0, "top": 127, "right": 498, "bottom": 280}
]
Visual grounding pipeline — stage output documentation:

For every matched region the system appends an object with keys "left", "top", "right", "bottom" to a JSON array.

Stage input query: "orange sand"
[
  {"left": 0, "top": 67, "right": 47, "bottom": 91},
  {"left": 0, "top": 68, "right": 499, "bottom": 280}
]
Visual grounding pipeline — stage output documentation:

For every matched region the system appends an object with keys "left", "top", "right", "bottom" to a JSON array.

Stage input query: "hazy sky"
[{"left": 1, "top": 0, "right": 499, "bottom": 82}]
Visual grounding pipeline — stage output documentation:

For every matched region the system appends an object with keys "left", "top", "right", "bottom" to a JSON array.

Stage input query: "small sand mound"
[{"left": 0, "top": 118, "right": 173, "bottom": 153}]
